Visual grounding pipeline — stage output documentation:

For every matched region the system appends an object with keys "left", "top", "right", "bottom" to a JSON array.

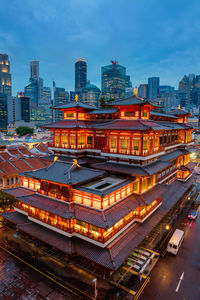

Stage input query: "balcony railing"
[{"left": 38, "top": 189, "right": 69, "bottom": 201}]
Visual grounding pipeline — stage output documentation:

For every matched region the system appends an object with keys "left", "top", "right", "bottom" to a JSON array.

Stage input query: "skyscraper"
[
  {"left": 19, "top": 95, "right": 30, "bottom": 122},
  {"left": 42, "top": 87, "right": 51, "bottom": 104},
  {"left": 24, "top": 79, "right": 39, "bottom": 107},
  {"left": 24, "top": 60, "right": 43, "bottom": 107},
  {"left": 81, "top": 84, "right": 100, "bottom": 107},
  {"left": 53, "top": 81, "right": 69, "bottom": 121},
  {"left": 0, "top": 92, "right": 8, "bottom": 131},
  {"left": 30, "top": 60, "right": 39, "bottom": 80},
  {"left": 0, "top": 54, "right": 12, "bottom": 96},
  {"left": 101, "top": 61, "right": 131, "bottom": 101},
  {"left": 75, "top": 58, "right": 87, "bottom": 92},
  {"left": 138, "top": 84, "right": 148, "bottom": 99},
  {"left": 148, "top": 77, "right": 160, "bottom": 100}
]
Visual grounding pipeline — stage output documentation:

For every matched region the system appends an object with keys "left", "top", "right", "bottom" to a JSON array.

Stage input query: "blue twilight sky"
[{"left": 1, "top": 0, "right": 200, "bottom": 95}]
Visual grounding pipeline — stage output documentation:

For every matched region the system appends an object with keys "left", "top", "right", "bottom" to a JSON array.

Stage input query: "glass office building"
[
  {"left": 0, "top": 54, "right": 12, "bottom": 96},
  {"left": 75, "top": 58, "right": 87, "bottom": 92},
  {"left": 101, "top": 62, "right": 131, "bottom": 101},
  {"left": 0, "top": 92, "right": 8, "bottom": 131},
  {"left": 148, "top": 77, "right": 160, "bottom": 100},
  {"left": 81, "top": 84, "right": 100, "bottom": 107},
  {"left": 53, "top": 84, "right": 69, "bottom": 121}
]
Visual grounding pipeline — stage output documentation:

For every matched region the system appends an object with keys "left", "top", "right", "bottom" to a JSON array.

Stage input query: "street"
[{"left": 140, "top": 206, "right": 200, "bottom": 300}]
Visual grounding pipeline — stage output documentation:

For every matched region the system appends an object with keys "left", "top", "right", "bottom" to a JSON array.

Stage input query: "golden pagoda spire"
[
  {"left": 75, "top": 94, "right": 79, "bottom": 102},
  {"left": 134, "top": 85, "right": 138, "bottom": 97}
]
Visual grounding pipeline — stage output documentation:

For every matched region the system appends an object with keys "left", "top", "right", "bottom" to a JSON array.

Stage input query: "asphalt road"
[{"left": 140, "top": 206, "right": 200, "bottom": 300}]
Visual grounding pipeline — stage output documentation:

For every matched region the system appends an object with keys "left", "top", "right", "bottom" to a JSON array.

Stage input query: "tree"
[
  {"left": 16, "top": 126, "right": 34, "bottom": 136},
  {"left": 0, "top": 190, "right": 16, "bottom": 212}
]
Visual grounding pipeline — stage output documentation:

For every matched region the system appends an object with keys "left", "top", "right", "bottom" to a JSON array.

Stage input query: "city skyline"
[{"left": 1, "top": 0, "right": 200, "bottom": 94}]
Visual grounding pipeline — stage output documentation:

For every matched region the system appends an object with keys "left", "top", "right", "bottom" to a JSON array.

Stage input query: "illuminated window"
[
  {"left": 78, "top": 135, "right": 84, "bottom": 145},
  {"left": 120, "top": 139, "right": 129, "bottom": 149},
  {"left": 65, "top": 113, "right": 75, "bottom": 119},
  {"left": 148, "top": 177, "right": 152, "bottom": 187},
  {"left": 155, "top": 137, "right": 158, "bottom": 147},
  {"left": 23, "top": 179, "right": 28, "bottom": 187},
  {"left": 87, "top": 136, "right": 93, "bottom": 145},
  {"left": 142, "top": 111, "right": 148, "bottom": 117},
  {"left": 92, "top": 225, "right": 98, "bottom": 232},
  {"left": 133, "top": 181, "right": 138, "bottom": 192},
  {"left": 76, "top": 219, "right": 85, "bottom": 227},
  {"left": 70, "top": 135, "right": 75, "bottom": 145},
  {"left": 61, "top": 135, "right": 68, "bottom": 146},
  {"left": 110, "top": 136, "right": 117, "bottom": 148},
  {"left": 142, "top": 179, "right": 146, "bottom": 192},
  {"left": 143, "top": 140, "right": 148, "bottom": 150},
  {"left": 55, "top": 135, "right": 60, "bottom": 145},
  {"left": 133, "top": 139, "right": 139, "bottom": 150},
  {"left": 124, "top": 111, "right": 135, "bottom": 117}
]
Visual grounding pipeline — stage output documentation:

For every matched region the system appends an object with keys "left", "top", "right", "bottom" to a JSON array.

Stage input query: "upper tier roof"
[
  {"left": 20, "top": 161, "right": 106, "bottom": 185},
  {"left": 168, "top": 108, "right": 190, "bottom": 115},
  {"left": 43, "top": 119, "right": 193, "bottom": 131},
  {"left": 88, "top": 108, "right": 119, "bottom": 114},
  {"left": 52, "top": 101, "right": 96, "bottom": 110},
  {"left": 150, "top": 111, "right": 178, "bottom": 119},
  {"left": 106, "top": 95, "right": 148, "bottom": 106}
]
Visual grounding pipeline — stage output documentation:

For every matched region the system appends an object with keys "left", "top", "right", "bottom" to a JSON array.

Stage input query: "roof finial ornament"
[
  {"left": 134, "top": 85, "right": 138, "bottom": 97},
  {"left": 75, "top": 94, "right": 79, "bottom": 102}
]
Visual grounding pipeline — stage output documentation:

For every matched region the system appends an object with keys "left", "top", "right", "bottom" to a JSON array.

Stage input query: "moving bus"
[{"left": 167, "top": 229, "right": 184, "bottom": 255}]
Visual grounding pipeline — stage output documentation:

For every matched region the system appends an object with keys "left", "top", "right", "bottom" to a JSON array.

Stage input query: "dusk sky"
[{"left": 1, "top": 0, "right": 200, "bottom": 95}]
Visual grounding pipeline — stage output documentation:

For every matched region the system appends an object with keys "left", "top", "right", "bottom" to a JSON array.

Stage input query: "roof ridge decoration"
[{"left": 67, "top": 159, "right": 81, "bottom": 183}]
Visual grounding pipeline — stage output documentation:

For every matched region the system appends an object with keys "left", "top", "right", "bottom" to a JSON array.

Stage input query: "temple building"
[{"left": 2, "top": 95, "right": 197, "bottom": 276}]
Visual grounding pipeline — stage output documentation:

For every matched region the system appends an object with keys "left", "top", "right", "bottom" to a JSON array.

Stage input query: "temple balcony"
[
  {"left": 14, "top": 195, "right": 163, "bottom": 245},
  {"left": 38, "top": 189, "right": 69, "bottom": 202}
]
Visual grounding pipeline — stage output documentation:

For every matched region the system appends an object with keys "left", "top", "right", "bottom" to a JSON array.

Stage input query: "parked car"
[{"left": 187, "top": 211, "right": 198, "bottom": 221}]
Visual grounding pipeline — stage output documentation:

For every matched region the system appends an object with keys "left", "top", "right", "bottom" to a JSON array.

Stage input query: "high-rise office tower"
[
  {"left": 138, "top": 84, "right": 148, "bottom": 99},
  {"left": 24, "top": 60, "right": 43, "bottom": 107},
  {"left": 148, "top": 77, "right": 160, "bottom": 100},
  {"left": 24, "top": 79, "right": 39, "bottom": 107},
  {"left": 30, "top": 60, "right": 39, "bottom": 80},
  {"left": 101, "top": 61, "right": 131, "bottom": 101},
  {"left": 42, "top": 87, "right": 51, "bottom": 104},
  {"left": 75, "top": 58, "right": 87, "bottom": 92},
  {"left": 0, "top": 92, "right": 8, "bottom": 131},
  {"left": 7, "top": 96, "right": 21, "bottom": 124},
  {"left": 17, "top": 94, "right": 30, "bottom": 122},
  {"left": 53, "top": 81, "right": 69, "bottom": 121},
  {"left": 81, "top": 84, "right": 100, "bottom": 107},
  {"left": 0, "top": 54, "right": 12, "bottom": 96}
]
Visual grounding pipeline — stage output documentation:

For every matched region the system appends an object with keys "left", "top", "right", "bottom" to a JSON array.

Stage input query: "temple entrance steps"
[{"left": 123, "top": 247, "right": 158, "bottom": 276}]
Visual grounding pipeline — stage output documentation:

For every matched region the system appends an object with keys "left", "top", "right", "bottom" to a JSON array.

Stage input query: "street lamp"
[
  {"left": 93, "top": 278, "right": 97, "bottom": 299},
  {"left": 160, "top": 224, "right": 170, "bottom": 240}
]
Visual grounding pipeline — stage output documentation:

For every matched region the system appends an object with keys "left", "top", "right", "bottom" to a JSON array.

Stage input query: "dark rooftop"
[
  {"left": 150, "top": 111, "right": 178, "bottom": 119},
  {"left": 168, "top": 108, "right": 190, "bottom": 115},
  {"left": 88, "top": 108, "right": 119, "bottom": 114},
  {"left": 52, "top": 101, "right": 96, "bottom": 110},
  {"left": 106, "top": 95, "right": 148, "bottom": 106},
  {"left": 3, "top": 175, "right": 194, "bottom": 271},
  {"left": 20, "top": 161, "right": 106, "bottom": 185}
]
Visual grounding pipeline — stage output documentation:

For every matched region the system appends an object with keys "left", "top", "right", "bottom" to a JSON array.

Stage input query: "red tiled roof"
[
  {"left": 36, "top": 143, "right": 49, "bottom": 153},
  {"left": 0, "top": 152, "right": 12, "bottom": 161},
  {"left": 25, "top": 157, "right": 49, "bottom": 169},
  {"left": 0, "top": 161, "right": 19, "bottom": 176},
  {"left": 7, "top": 149, "right": 24, "bottom": 157},
  {"left": 11, "top": 159, "right": 33, "bottom": 172}
]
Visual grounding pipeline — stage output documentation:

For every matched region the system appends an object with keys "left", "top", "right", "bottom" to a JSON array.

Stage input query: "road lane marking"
[
  {"left": 175, "top": 272, "right": 184, "bottom": 292},
  {"left": 133, "top": 276, "right": 150, "bottom": 300},
  {"left": 0, "top": 245, "right": 94, "bottom": 300}
]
